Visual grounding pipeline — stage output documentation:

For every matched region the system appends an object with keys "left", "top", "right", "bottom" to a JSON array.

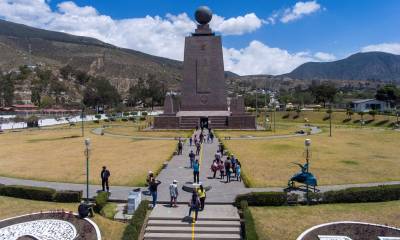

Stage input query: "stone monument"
[{"left": 154, "top": 6, "right": 256, "bottom": 129}]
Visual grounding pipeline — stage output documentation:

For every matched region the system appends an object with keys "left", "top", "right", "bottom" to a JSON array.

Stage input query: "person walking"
[
  {"left": 189, "top": 136, "right": 193, "bottom": 146},
  {"left": 193, "top": 159, "right": 200, "bottom": 184},
  {"left": 197, "top": 185, "right": 206, "bottom": 211},
  {"left": 188, "top": 190, "right": 201, "bottom": 223},
  {"left": 149, "top": 178, "right": 161, "bottom": 208},
  {"left": 100, "top": 166, "right": 111, "bottom": 192},
  {"left": 211, "top": 159, "right": 218, "bottom": 178},
  {"left": 189, "top": 150, "right": 195, "bottom": 168},
  {"left": 169, "top": 180, "right": 179, "bottom": 207},
  {"left": 196, "top": 142, "right": 201, "bottom": 155},
  {"left": 219, "top": 143, "right": 225, "bottom": 155},
  {"left": 177, "top": 140, "right": 183, "bottom": 155},
  {"left": 209, "top": 131, "right": 214, "bottom": 143},
  {"left": 219, "top": 160, "right": 225, "bottom": 179}
]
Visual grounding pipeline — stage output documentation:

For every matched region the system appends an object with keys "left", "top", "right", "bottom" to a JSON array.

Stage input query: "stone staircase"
[
  {"left": 208, "top": 116, "right": 228, "bottom": 129},
  {"left": 143, "top": 205, "right": 241, "bottom": 240},
  {"left": 180, "top": 117, "right": 199, "bottom": 129}
]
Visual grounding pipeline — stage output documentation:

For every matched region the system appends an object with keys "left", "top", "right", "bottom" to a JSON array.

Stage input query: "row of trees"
[{"left": 0, "top": 72, "right": 15, "bottom": 106}]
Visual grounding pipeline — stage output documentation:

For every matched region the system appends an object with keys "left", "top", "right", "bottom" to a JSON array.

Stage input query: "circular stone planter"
[
  {"left": 0, "top": 211, "right": 101, "bottom": 240},
  {"left": 182, "top": 183, "right": 212, "bottom": 193},
  {"left": 297, "top": 221, "right": 400, "bottom": 240}
]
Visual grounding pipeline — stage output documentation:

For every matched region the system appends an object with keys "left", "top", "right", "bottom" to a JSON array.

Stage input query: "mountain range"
[{"left": 1, "top": 18, "right": 399, "bottom": 95}]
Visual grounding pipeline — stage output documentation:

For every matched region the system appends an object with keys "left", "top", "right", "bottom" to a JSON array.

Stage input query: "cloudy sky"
[{"left": 0, "top": 0, "right": 399, "bottom": 75}]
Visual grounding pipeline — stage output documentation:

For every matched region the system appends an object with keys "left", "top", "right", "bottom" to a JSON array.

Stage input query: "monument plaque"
[{"left": 153, "top": 6, "right": 256, "bottom": 129}]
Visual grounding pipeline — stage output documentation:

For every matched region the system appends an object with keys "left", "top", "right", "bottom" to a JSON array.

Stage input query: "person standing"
[
  {"left": 149, "top": 178, "right": 161, "bottom": 208},
  {"left": 209, "top": 131, "right": 214, "bottom": 143},
  {"left": 219, "top": 160, "right": 225, "bottom": 179},
  {"left": 189, "top": 136, "right": 193, "bottom": 146},
  {"left": 189, "top": 150, "right": 195, "bottom": 168},
  {"left": 193, "top": 159, "right": 200, "bottom": 184},
  {"left": 211, "top": 159, "right": 218, "bottom": 178},
  {"left": 225, "top": 157, "right": 232, "bottom": 183},
  {"left": 236, "top": 164, "right": 242, "bottom": 182},
  {"left": 169, "top": 180, "right": 179, "bottom": 207},
  {"left": 197, "top": 185, "right": 206, "bottom": 211},
  {"left": 100, "top": 166, "right": 111, "bottom": 192},
  {"left": 188, "top": 191, "right": 200, "bottom": 223},
  {"left": 177, "top": 140, "right": 183, "bottom": 155}
]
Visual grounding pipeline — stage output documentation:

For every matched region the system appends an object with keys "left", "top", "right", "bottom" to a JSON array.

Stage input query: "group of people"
[{"left": 210, "top": 152, "right": 242, "bottom": 183}]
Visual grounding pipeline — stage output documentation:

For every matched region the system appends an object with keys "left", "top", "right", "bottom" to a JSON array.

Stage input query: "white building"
[{"left": 349, "top": 99, "right": 391, "bottom": 112}]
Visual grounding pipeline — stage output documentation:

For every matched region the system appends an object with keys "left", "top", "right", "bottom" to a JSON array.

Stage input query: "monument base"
[{"left": 153, "top": 111, "right": 256, "bottom": 129}]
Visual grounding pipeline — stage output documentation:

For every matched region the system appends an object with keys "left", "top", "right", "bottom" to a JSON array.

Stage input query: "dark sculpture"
[
  {"left": 195, "top": 6, "right": 212, "bottom": 24},
  {"left": 286, "top": 162, "right": 318, "bottom": 191}
]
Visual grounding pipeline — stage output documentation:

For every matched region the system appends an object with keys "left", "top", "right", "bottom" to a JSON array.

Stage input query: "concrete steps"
[
  {"left": 144, "top": 233, "right": 241, "bottom": 240},
  {"left": 143, "top": 205, "right": 242, "bottom": 240}
]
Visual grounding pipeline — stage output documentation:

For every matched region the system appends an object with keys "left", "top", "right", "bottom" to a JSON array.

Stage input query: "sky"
[{"left": 0, "top": 0, "right": 399, "bottom": 75}]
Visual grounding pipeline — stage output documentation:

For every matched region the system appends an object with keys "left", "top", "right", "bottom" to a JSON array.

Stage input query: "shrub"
[
  {"left": 140, "top": 116, "right": 146, "bottom": 121},
  {"left": 141, "top": 111, "right": 148, "bottom": 116},
  {"left": 104, "top": 119, "right": 110, "bottom": 122},
  {"left": 109, "top": 117, "right": 116, "bottom": 122},
  {"left": 129, "top": 116, "right": 136, "bottom": 121},
  {"left": 282, "top": 113, "right": 289, "bottom": 119},
  {"left": 54, "top": 190, "right": 82, "bottom": 202},
  {"left": 235, "top": 192, "right": 288, "bottom": 207},
  {"left": 323, "top": 185, "right": 400, "bottom": 203},
  {"left": 94, "top": 191, "right": 110, "bottom": 213},
  {"left": 0, "top": 185, "right": 55, "bottom": 201},
  {"left": 95, "top": 114, "right": 101, "bottom": 120},
  {"left": 131, "top": 111, "right": 138, "bottom": 116},
  {"left": 123, "top": 112, "right": 130, "bottom": 116},
  {"left": 93, "top": 120, "right": 100, "bottom": 124},
  {"left": 122, "top": 200, "right": 149, "bottom": 240},
  {"left": 100, "top": 203, "right": 117, "bottom": 219},
  {"left": 323, "top": 115, "right": 331, "bottom": 121},
  {"left": 121, "top": 118, "right": 128, "bottom": 122},
  {"left": 240, "top": 200, "right": 260, "bottom": 240}
]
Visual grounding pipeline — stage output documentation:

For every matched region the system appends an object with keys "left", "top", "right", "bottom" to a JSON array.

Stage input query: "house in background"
[{"left": 349, "top": 99, "right": 391, "bottom": 112}]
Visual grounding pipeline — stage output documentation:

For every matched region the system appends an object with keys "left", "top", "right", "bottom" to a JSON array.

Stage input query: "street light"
[
  {"left": 305, "top": 139, "right": 311, "bottom": 204},
  {"left": 84, "top": 138, "right": 91, "bottom": 202},
  {"left": 81, "top": 106, "right": 85, "bottom": 137}
]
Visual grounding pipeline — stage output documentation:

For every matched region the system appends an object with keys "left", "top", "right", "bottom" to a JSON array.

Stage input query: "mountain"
[
  {"left": 0, "top": 19, "right": 183, "bottom": 94},
  {"left": 285, "top": 52, "right": 400, "bottom": 82}
]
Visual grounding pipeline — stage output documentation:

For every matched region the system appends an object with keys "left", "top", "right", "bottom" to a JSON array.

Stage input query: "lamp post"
[
  {"left": 84, "top": 138, "right": 91, "bottom": 202},
  {"left": 329, "top": 105, "right": 332, "bottom": 137},
  {"left": 81, "top": 106, "right": 85, "bottom": 137},
  {"left": 305, "top": 139, "right": 311, "bottom": 204}
]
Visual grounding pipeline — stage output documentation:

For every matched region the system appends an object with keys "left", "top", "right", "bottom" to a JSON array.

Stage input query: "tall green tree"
[
  {"left": 0, "top": 74, "right": 15, "bottom": 106},
  {"left": 375, "top": 84, "right": 400, "bottom": 106},
  {"left": 83, "top": 77, "right": 121, "bottom": 107},
  {"left": 309, "top": 83, "right": 337, "bottom": 108}
]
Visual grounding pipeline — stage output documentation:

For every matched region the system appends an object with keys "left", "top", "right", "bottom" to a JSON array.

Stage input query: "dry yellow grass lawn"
[
  {"left": 217, "top": 123, "right": 304, "bottom": 138},
  {"left": 0, "top": 126, "right": 176, "bottom": 186},
  {"left": 104, "top": 125, "right": 191, "bottom": 138},
  {"left": 0, "top": 196, "right": 126, "bottom": 240},
  {"left": 224, "top": 127, "right": 400, "bottom": 187},
  {"left": 251, "top": 201, "right": 400, "bottom": 240}
]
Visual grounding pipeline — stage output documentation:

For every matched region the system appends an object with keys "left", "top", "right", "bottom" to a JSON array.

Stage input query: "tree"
[
  {"left": 376, "top": 84, "right": 400, "bottom": 106},
  {"left": 127, "top": 75, "right": 165, "bottom": 108},
  {"left": 83, "top": 77, "right": 121, "bottom": 108},
  {"left": 40, "top": 95, "right": 55, "bottom": 108},
  {"left": 358, "top": 111, "right": 365, "bottom": 124},
  {"left": 346, "top": 108, "right": 354, "bottom": 120},
  {"left": 0, "top": 74, "right": 15, "bottom": 106},
  {"left": 309, "top": 83, "right": 337, "bottom": 108},
  {"left": 369, "top": 110, "right": 377, "bottom": 120}
]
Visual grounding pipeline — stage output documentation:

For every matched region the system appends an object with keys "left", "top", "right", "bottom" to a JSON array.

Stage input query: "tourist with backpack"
[{"left": 169, "top": 180, "right": 179, "bottom": 207}]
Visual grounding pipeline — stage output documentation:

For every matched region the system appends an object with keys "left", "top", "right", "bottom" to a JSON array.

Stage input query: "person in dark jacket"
[
  {"left": 149, "top": 178, "right": 162, "bottom": 208},
  {"left": 101, "top": 166, "right": 111, "bottom": 192},
  {"left": 188, "top": 190, "right": 201, "bottom": 222}
]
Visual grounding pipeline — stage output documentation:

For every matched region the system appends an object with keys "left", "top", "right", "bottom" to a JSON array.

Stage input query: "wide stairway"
[
  {"left": 179, "top": 117, "right": 199, "bottom": 129},
  {"left": 143, "top": 204, "right": 241, "bottom": 240}
]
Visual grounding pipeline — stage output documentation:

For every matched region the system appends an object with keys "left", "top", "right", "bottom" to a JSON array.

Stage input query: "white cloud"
[
  {"left": 314, "top": 52, "right": 336, "bottom": 61},
  {"left": 0, "top": 0, "right": 334, "bottom": 75},
  {"left": 223, "top": 40, "right": 333, "bottom": 75},
  {"left": 267, "top": 1, "right": 321, "bottom": 24},
  {"left": 211, "top": 13, "right": 263, "bottom": 35},
  {"left": 361, "top": 43, "right": 400, "bottom": 55}
]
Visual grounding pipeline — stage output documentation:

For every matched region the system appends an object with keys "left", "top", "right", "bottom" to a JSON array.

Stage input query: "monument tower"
[{"left": 154, "top": 6, "right": 256, "bottom": 129}]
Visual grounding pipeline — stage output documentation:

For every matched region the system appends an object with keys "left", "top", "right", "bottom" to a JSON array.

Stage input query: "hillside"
[
  {"left": 285, "top": 52, "right": 400, "bottom": 82},
  {"left": 0, "top": 19, "right": 183, "bottom": 95}
]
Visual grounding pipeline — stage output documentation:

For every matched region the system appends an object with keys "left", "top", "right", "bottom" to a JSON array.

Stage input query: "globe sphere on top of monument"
[{"left": 195, "top": 6, "right": 212, "bottom": 25}]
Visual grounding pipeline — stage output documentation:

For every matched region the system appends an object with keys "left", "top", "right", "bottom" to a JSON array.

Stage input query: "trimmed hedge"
[
  {"left": 240, "top": 200, "right": 260, "bottom": 240},
  {"left": 323, "top": 185, "right": 400, "bottom": 204},
  {"left": 235, "top": 192, "right": 288, "bottom": 207},
  {"left": 122, "top": 200, "right": 149, "bottom": 240},
  {"left": 0, "top": 185, "right": 56, "bottom": 201},
  {"left": 54, "top": 190, "right": 82, "bottom": 203},
  {"left": 94, "top": 191, "right": 110, "bottom": 213}
]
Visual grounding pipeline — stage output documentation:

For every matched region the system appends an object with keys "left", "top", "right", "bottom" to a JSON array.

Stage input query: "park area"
[
  {"left": 251, "top": 200, "right": 400, "bottom": 239},
  {"left": 0, "top": 121, "right": 180, "bottom": 186},
  {"left": 221, "top": 123, "right": 400, "bottom": 187}
]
